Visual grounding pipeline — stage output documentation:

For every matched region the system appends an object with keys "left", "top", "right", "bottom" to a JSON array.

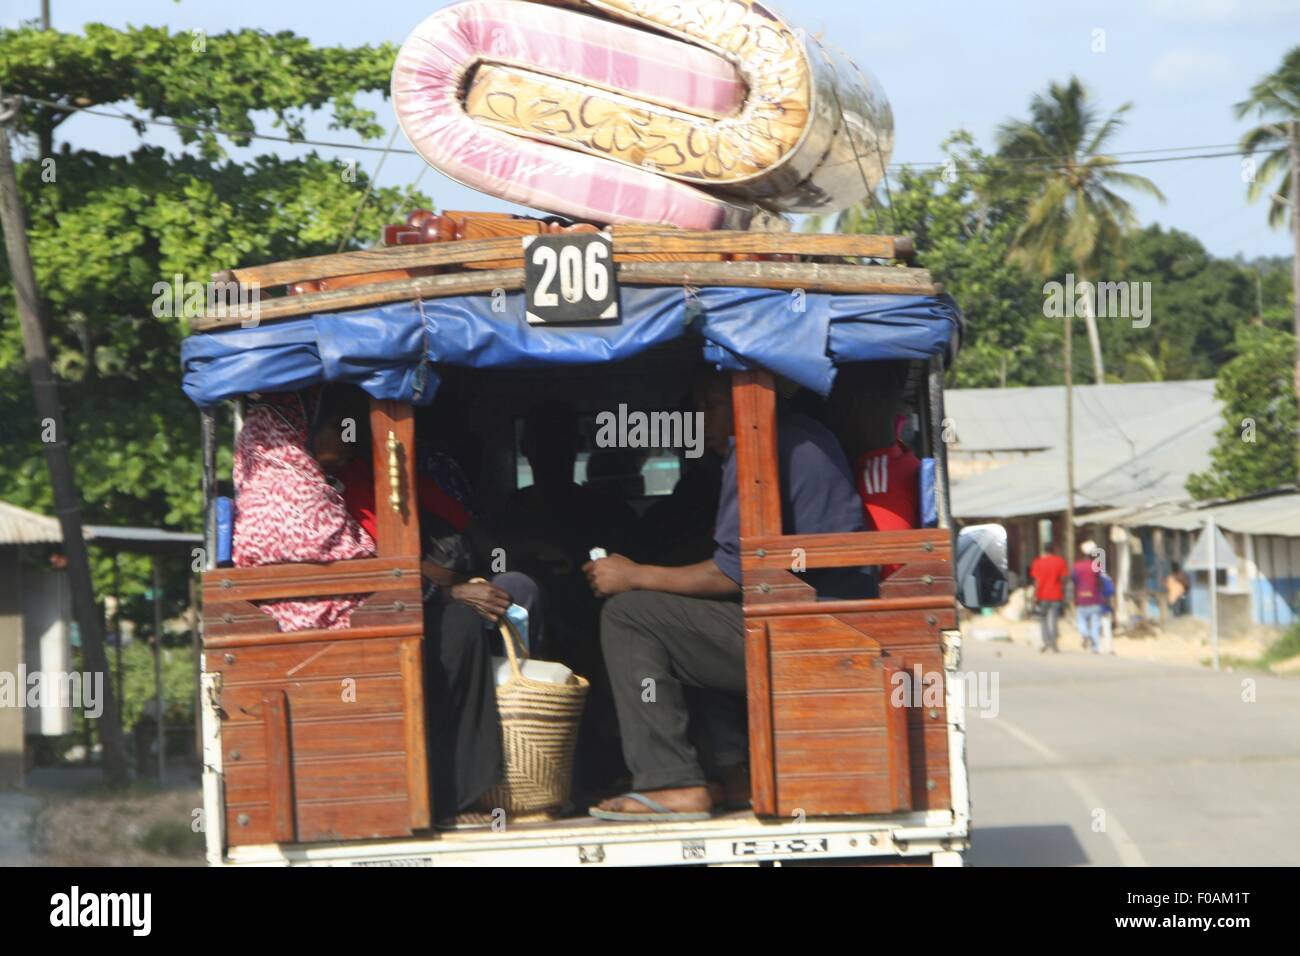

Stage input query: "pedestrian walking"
[
  {"left": 1099, "top": 570, "right": 1116, "bottom": 655},
  {"left": 1073, "top": 540, "right": 1106, "bottom": 653},
  {"left": 1029, "top": 540, "right": 1068, "bottom": 653}
]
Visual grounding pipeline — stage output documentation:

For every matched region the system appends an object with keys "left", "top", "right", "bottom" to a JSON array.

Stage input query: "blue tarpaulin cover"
[{"left": 181, "top": 285, "right": 962, "bottom": 408}]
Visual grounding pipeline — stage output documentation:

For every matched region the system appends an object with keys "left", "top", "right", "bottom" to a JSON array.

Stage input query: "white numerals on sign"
[
  {"left": 533, "top": 247, "right": 559, "bottom": 308},
  {"left": 584, "top": 241, "right": 610, "bottom": 301},
  {"left": 523, "top": 232, "right": 619, "bottom": 324}
]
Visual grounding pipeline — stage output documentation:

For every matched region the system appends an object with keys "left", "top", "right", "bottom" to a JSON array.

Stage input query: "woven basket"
[{"left": 477, "top": 615, "right": 589, "bottom": 815}]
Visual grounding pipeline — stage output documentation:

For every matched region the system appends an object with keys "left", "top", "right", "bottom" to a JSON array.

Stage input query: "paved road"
[
  {"left": 962, "top": 637, "right": 1300, "bottom": 866},
  {"left": 0, "top": 793, "right": 40, "bottom": 866}
]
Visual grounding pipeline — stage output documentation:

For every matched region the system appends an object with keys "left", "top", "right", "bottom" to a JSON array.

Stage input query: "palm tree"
[
  {"left": 996, "top": 77, "right": 1165, "bottom": 383},
  {"left": 1236, "top": 46, "right": 1300, "bottom": 459},
  {"left": 996, "top": 78, "right": 1163, "bottom": 567}
]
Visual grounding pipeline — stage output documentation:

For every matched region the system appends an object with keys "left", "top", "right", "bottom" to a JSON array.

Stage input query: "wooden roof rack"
[{"left": 193, "top": 211, "right": 932, "bottom": 333}]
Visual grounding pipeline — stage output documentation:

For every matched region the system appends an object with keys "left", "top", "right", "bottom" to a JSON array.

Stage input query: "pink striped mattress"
[{"left": 392, "top": 0, "right": 894, "bottom": 228}]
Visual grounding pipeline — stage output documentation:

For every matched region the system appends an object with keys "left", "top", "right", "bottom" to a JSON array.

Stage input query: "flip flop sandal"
[{"left": 588, "top": 792, "right": 712, "bottom": 822}]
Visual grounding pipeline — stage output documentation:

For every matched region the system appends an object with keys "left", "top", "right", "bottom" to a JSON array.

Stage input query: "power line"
[
  {"left": 16, "top": 94, "right": 417, "bottom": 154},
  {"left": 336, "top": 125, "right": 400, "bottom": 253},
  {"left": 893, "top": 141, "right": 1249, "bottom": 168},
  {"left": 13, "top": 92, "right": 1264, "bottom": 173}
]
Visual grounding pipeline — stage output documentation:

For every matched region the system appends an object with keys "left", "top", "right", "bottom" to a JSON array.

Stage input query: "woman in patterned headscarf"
[{"left": 231, "top": 390, "right": 376, "bottom": 631}]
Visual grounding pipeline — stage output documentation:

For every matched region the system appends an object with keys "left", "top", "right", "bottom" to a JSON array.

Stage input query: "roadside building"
[
  {"left": 0, "top": 500, "right": 200, "bottom": 789},
  {"left": 946, "top": 380, "right": 1221, "bottom": 595},
  {"left": 1079, "top": 489, "right": 1300, "bottom": 634}
]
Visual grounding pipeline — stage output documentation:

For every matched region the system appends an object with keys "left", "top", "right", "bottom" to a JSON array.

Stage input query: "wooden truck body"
[{"left": 185, "top": 223, "right": 992, "bottom": 866}]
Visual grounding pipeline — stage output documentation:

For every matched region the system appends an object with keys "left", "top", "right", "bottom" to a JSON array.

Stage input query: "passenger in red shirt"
[
  {"left": 1029, "top": 541, "right": 1068, "bottom": 653},
  {"left": 855, "top": 418, "right": 922, "bottom": 579},
  {"left": 333, "top": 453, "right": 469, "bottom": 541},
  {"left": 857, "top": 416, "right": 922, "bottom": 531},
  {"left": 825, "top": 361, "right": 921, "bottom": 581}
]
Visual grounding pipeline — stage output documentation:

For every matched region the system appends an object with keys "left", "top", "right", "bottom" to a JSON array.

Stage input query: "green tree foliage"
[
  {"left": 113, "top": 639, "right": 197, "bottom": 731},
  {"left": 1106, "top": 225, "right": 1260, "bottom": 381},
  {"left": 0, "top": 24, "right": 430, "bottom": 632},
  {"left": 995, "top": 78, "right": 1164, "bottom": 277},
  {"left": 829, "top": 131, "right": 1271, "bottom": 394},
  {"left": 828, "top": 134, "right": 1060, "bottom": 387},
  {"left": 63, "top": 638, "right": 197, "bottom": 765},
  {"left": 0, "top": 24, "right": 396, "bottom": 158},
  {"left": 1186, "top": 324, "right": 1299, "bottom": 499},
  {"left": 996, "top": 76, "right": 1165, "bottom": 383},
  {"left": 1235, "top": 45, "right": 1300, "bottom": 231}
]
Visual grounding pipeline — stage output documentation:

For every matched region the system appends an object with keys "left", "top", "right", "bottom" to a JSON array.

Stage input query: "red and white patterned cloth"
[{"left": 232, "top": 394, "right": 376, "bottom": 631}]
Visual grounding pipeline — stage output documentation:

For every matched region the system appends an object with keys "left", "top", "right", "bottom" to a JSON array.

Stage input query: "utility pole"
[
  {"left": 152, "top": 558, "right": 165, "bottom": 781},
  {"left": 1064, "top": 311, "right": 1077, "bottom": 574},
  {"left": 1289, "top": 120, "right": 1300, "bottom": 479},
  {"left": 0, "top": 99, "right": 130, "bottom": 784},
  {"left": 38, "top": 4, "right": 53, "bottom": 162},
  {"left": 1207, "top": 515, "right": 1221, "bottom": 672},
  {"left": 1079, "top": 273, "right": 1106, "bottom": 383}
]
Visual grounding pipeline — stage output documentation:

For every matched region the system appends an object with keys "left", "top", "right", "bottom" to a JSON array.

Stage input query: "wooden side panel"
[
  {"left": 201, "top": 556, "right": 423, "bottom": 640},
  {"left": 401, "top": 636, "right": 431, "bottom": 830},
  {"left": 841, "top": 610, "right": 952, "bottom": 810},
  {"left": 212, "top": 633, "right": 428, "bottom": 847},
  {"left": 881, "top": 663, "right": 913, "bottom": 812},
  {"left": 262, "top": 690, "right": 296, "bottom": 842},
  {"left": 761, "top": 615, "right": 911, "bottom": 817},
  {"left": 731, "top": 371, "right": 951, "bottom": 818},
  {"left": 208, "top": 394, "right": 429, "bottom": 848},
  {"left": 744, "top": 620, "right": 776, "bottom": 816}
]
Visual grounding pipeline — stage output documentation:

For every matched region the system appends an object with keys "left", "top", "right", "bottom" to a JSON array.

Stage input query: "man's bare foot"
[{"left": 595, "top": 786, "right": 713, "bottom": 815}]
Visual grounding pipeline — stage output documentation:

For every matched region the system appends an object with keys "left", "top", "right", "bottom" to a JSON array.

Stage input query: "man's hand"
[
  {"left": 450, "top": 580, "right": 512, "bottom": 623},
  {"left": 583, "top": 554, "right": 642, "bottom": 598}
]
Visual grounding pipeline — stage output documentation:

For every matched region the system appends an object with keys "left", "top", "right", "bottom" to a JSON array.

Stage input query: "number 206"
[{"left": 530, "top": 242, "right": 610, "bottom": 307}]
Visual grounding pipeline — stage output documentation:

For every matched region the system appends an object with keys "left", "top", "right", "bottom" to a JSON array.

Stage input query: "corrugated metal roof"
[
  {"left": 1079, "top": 490, "right": 1300, "bottom": 537},
  {"left": 0, "top": 501, "right": 201, "bottom": 551},
  {"left": 949, "top": 381, "right": 1222, "bottom": 519},
  {"left": 946, "top": 379, "right": 1217, "bottom": 453},
  {"left": 84, "top": 525, "right": 202, "bottom": 553},
  {"left": 0, "top": 501, "right": 62, "bottom": 545}
]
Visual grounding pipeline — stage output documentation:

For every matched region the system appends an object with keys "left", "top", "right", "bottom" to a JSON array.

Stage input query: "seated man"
[
  {"left": 582, "top": 371, "right": 875, "bottom": 820},
  {"left": 479, "top": 400, "right": 643, "bottom": 792}
]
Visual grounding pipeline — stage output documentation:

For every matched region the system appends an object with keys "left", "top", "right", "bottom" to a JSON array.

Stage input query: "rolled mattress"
[{"left": 391, "top": 0, "right": 894, "bottom": 229}]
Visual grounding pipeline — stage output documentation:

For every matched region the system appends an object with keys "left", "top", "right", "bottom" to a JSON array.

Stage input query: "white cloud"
[{"left": 1149, "top": 49, "right": 1235, "bottom": 89}]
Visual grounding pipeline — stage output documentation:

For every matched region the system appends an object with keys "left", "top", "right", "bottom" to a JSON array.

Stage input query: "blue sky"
[{"left": 6, "top": 0, "right": 1299, "bottom": 260}]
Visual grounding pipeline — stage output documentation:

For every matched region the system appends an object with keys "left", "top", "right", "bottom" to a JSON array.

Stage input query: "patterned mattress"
[{"left": 391, "top": 0, "right": 894, "bottom": 228}]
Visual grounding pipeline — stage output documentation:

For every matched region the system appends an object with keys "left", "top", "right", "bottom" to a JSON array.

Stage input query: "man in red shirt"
[
  {"left": 825, "top": 362, "right": 921, "bottom": 579},
  {"left": 856, "top": 416, "right": 921, "bottom": 578},
  {"left": 1029, "top": 541, "right": 1068, "bottom": 653}
]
